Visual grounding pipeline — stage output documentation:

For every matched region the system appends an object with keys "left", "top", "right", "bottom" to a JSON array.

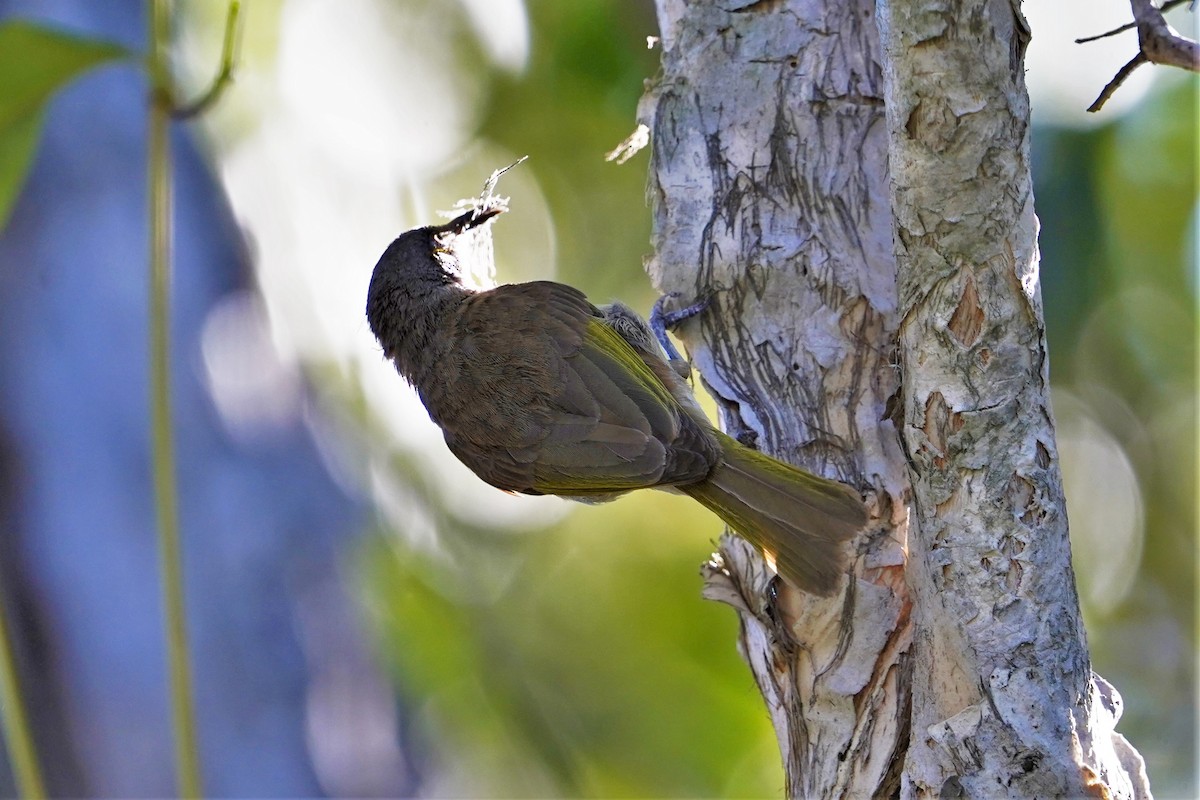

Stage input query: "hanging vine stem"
[{"left": 146, "top": 1, "right": 241, "bottom": 797}]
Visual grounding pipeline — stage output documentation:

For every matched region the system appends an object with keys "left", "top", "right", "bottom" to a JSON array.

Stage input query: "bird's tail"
[{"left": 680, "top": 432, "right": 866, "bottom": 595}]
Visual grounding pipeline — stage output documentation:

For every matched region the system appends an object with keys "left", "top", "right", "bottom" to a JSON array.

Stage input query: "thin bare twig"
[
  {"left": 1087, "top": 52, "right": 1150, "bottom": 112},
  {"left": 1085, "top": 0, "right": 1198, "bottom": 111},
  {"left": 1076, "top": 0, "right": 1190, "bottom": 43}
]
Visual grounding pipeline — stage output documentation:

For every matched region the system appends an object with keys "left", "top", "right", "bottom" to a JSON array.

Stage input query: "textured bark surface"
[
  {"left": 643, "top": 0, "right": 1151, "bottom": 797},
  {"left": 876, "top": 1, "right": 1150, "bottom": 797},
  {"left": 643, "top": 1, "right": 911, "bottom": 796}
]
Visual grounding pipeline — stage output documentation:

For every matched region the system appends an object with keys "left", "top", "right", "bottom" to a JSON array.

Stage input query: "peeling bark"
[
  {"left": 876, "top": 1, "right": 1150, "bottom": 796},
  {"left": 642, "top": 0, "right": 1150, "bottom": 796},
  {"left": 644, "top": 1, "right": 910, "bottom": 796}
]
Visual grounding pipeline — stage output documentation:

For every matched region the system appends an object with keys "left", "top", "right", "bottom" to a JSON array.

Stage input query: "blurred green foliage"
[
  {"left": 0, "top": 21, "right": 125, "bottom": 229},
  {"left": 1036, "top": 73, "right": 1197, "bottom": 797},
  {"left": 484, "top": 2, "right": 660, "bottom": 304},
  {"left": 360, "top": 494, "right": 781, "bottom": 797}
]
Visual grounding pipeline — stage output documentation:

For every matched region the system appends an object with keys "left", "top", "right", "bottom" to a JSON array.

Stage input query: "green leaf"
[
  {"left": 0, "top": 112, "right": 44, "bottom": 228},
  {"left": 0, "top": 21, "right": 128, "bottom": 230}
]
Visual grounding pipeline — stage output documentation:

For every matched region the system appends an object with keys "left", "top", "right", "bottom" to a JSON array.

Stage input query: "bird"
[{"left": 365, "top": 204, "right": 866, "bottom": 595}]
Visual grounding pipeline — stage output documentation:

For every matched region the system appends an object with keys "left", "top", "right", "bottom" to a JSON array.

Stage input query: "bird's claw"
[
  {"left": 650, "top": 292, "right": 710, "bottom": 376},
  {"left": 652, "top": 292, "right": 710, "bottom": 332}
]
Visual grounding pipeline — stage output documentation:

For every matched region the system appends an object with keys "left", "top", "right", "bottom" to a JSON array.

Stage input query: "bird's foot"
[{"left": 650, "top": 292, "right": 709, "bottom": 377}]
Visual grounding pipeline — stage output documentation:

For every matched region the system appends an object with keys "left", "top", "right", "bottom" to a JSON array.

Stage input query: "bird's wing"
[{"left": 433, "top": 281, "right": 716, "bottom": 495}]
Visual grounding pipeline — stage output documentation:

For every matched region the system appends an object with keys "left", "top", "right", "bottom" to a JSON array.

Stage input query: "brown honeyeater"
[{"left": 366, "top": 205, "right": 866, "bottom": 595}]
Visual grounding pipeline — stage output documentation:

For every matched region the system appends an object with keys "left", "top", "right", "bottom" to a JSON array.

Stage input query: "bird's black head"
[
  {"left": 366, "top": 206, "right": 504, "bottom": 372},
  {"left": 369, "top": 205, "right": 504, "bottom": 293},
  {"left": 375, "top": 206, "right": 500, "bottom": 280}
]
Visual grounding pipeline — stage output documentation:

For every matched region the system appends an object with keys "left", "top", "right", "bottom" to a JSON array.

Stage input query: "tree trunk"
[
  {"left": 641, "top": 0, "right": 1151, "bottom": 796},
  {"left": 876, "top": 1, "right": 1150, "bottom": 796},
  {"left": 643, "top": 1, "right": 910, "bottom": 796}
]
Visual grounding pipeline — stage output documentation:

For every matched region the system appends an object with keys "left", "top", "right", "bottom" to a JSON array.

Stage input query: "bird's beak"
[{"left": 436, "top": 205, "right": 506, "bottom": 237}]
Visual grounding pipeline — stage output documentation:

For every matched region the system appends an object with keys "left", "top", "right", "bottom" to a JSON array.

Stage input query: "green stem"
[
  {"left": 172, "top": 0, "right": 242, "bottom": 119},
  {"left": 148, "top": 0, "right": 202, "bottom": 797},
  {"left": 0, "top": 578, "right": 46, "bottom": 800}
]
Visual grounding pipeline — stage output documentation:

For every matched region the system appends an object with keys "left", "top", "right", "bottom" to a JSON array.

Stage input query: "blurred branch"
[
  {"left": 0, "top": 581, "right": 45, "bottom": 800},
  {"left": 1085, "top": 0, "right": 1199, "bottom": 112},
  {"left": 172, "top": 1, "right": 242, "bottom": 120},
  {"left": 147, "top": 0, "right": 202, "bottom": 797},
  {"left": 1131, "top": 0, "right": 1200, "bottom": 67},
  {"left": 1075, "top": 0, "right": 1190, "bottom": 43}
]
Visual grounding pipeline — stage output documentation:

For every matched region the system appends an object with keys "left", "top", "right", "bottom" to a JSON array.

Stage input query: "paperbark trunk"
[{"left": 876, "top": 1, "right": 1150, "bottom": 796}]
